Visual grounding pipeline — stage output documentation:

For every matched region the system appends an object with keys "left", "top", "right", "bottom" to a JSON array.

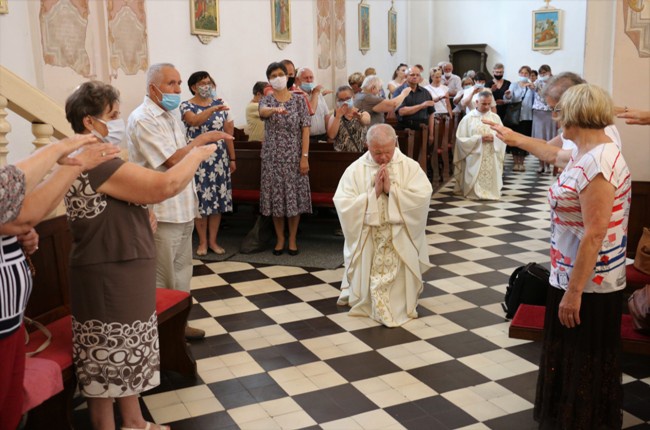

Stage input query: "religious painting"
[
  {"left": 190, "top": 0, "right": 219, "bottom": 37},
  {"left": 0, "top": 0, "right": 8, "bottom": 15},
  {"left": 388, "top": 7, "right": 397, "bottom": 54},
  {"left": 271, "top": 0, "right": 291, "bottom": 44},
  {"left": 622, "top": 0, "right": 649, "bottom": 58},
  {"left": 532, "top": 8, "right": 561, "bottom": 51},
  {"left": 358, "top": 2, "right": 370, "bottom": 53}
]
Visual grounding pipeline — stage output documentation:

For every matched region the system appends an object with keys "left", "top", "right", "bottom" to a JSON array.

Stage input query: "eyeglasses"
[{"left": 552, "top": 106, "right": 562, "bottom": 114}]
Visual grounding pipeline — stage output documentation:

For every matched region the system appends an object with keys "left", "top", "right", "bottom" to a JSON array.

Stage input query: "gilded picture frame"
[
  {"left": 0, "top": 0, "right": 8, "bottom": 14},
  {"left": 388, "top": 7, "right": 397, "bottom": 55},
  {"left": 532, "top": 8, "right": 562, "bottom": 51},
  {"left": 271, "top": 0, "right": 291, "bottom": 44},
  {"left": 190, "top": 0, "right": 220, "bottom": 37},
  {"left": 358, "top": 2, "right": 370, "bottom": 53}
]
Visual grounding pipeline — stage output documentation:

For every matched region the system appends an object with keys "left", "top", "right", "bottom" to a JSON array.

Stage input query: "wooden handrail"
[{"left": 0, "top": 65, "right": 73, "bottom": 139}]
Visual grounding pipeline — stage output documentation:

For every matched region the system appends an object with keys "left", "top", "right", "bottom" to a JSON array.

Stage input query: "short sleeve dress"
[
  {"left": 180, "top": 99, "right": 234, "bottom": 216},
  {"left": 259, "top": 93, "right": 312, "bottom": 218},
  {"left": 64, "top": 158, "right": 160, "bottom": 398}
]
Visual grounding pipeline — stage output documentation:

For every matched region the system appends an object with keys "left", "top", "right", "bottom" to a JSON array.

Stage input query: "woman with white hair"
[
  {"left": 535, "top": 84, "right": 630, "bottom": 429},
  {"left": 354, "top": 75, "right": 410, "bottom": 125}
]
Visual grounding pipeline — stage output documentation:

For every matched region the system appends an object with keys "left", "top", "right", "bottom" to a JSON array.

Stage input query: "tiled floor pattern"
[{"left": 73, "top": 161, "right": 650, "bottom": 429}]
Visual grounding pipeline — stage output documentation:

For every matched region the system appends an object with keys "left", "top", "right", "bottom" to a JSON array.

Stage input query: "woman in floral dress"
[
  {"left": 259, "top": 62, "right": 311, "bottom": 255},
  {"left": 180, "top": 71, "right": 236, "bottom": 255}
]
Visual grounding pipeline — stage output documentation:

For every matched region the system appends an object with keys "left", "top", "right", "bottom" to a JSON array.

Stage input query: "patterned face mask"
[{"left": 197, "top": 85, "right": 214, "bottom": 99}]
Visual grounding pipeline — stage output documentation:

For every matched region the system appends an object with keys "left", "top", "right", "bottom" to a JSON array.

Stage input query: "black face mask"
[
  {"left": 493, "top": 74, "right": 503, "bottom": 80},
  {"left": 287, "top": 76, "right": 295, "bottom": 89}
]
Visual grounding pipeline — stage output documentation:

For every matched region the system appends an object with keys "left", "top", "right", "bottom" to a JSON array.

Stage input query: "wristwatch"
[{"left": 302, "top": 153, "right": 309, "bottom": 158}]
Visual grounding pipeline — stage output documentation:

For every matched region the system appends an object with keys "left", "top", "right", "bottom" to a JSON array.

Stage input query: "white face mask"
[
  {"left": 270, "top": 76, "right": 288, "bottom": 91},
  {"left": 93, "top": 117, "right": 126, "bottom": 146},
  {"left": 444, "top": 72, "right": 452, "bottom": 78}
]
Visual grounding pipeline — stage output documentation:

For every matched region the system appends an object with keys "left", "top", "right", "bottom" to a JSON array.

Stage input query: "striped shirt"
[
  {"left": 548, "top": 142, "right": 631, "bottom": 293},
  {"left": 0, "top": 235, "right": 32, "bottom": 339}
]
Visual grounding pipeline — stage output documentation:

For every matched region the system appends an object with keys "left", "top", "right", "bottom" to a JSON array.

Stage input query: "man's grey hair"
[
  {"left": 478, "top": 90, "right": 493, "bottom": 100},
  {"left": 367, "top": 124, "right": 397, "bottom": 147},
  {"left": 296, "top": 67, "right": 312, "bottom": 79},
  {"left": 542, "top": 71, "right": 586, "bottom": 103},
  {"left": 441, "top": 62, "right": 452, "bottom": 69},
  {"left": 147, "top": 63, "right": 175, "bottom": 88},
  {"left": 493, "top": 63, "right": 504, "bottom": 70},
  {"left": 361, "top": 75, "right": 382, "bottom": 91},
  {"left": 464, "top": 70, "right": 476, "bottom": 79}
]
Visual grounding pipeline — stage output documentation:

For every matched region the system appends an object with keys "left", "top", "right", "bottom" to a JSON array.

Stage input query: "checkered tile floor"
[{"left": 73, "top": 159, "right": 650, "bottom": 429}]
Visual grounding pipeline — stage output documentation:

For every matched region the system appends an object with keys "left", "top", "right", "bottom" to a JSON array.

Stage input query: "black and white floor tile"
[{"left": 73, "top": 160, "right": 650, "bottom": 429}]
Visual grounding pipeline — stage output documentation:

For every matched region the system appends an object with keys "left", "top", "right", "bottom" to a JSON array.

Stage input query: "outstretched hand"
[
  {"left": 56, "top": 134, "right": 101, "bottom": 166},
  {"left": 481, "top": 119, "right": 521, "bottom": 147},
  {"left": 616, "top": 108, "right": 650, "bottom": 126},
  {"left": 74, "top": 143, "right": 121, "bottom": 171}
]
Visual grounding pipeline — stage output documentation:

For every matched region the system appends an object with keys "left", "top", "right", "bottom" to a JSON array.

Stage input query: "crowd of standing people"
[{"left": 0, "top": 55, "right": 648, "bottom": 430}]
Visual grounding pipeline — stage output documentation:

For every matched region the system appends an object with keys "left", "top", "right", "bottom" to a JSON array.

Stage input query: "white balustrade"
[{"left": 0, "top": 95, "right": 10, "bottom": 166}]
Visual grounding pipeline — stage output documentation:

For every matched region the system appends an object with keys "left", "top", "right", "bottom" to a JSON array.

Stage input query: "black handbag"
[
  {"left": 503, "top": 88, "right": 528, "bottom": 127},
  {"left": 502, "top": 262, "right": 550, "bottom": 318}
]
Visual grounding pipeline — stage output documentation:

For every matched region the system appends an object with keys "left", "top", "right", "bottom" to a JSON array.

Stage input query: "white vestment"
[
  {"left": 334, "top": 148, "right": 433, "bottom": 327},
  {"left": 454, "top": 109, "right": 506, "bottom": 200}
]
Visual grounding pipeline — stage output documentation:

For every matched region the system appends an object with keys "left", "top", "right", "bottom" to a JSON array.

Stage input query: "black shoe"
[
  {"left": 273, "top": 248, "right": 283, "bottom": 255},
  {"left": 288, "top": 248, "right": 299, "bottom": 256}
]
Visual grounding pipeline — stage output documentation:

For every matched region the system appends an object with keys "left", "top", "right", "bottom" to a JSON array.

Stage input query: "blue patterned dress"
[{"left": 180, "top": 99, "right": 233, "bottom": 216}]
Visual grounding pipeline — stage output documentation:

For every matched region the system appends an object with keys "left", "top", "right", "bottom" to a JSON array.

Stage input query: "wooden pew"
[
  {"left": 231, "top": 140, "right": 361, "bottom": 208},
  {"left": 509, "top": 304, "right": 650, "bottom": 356}
]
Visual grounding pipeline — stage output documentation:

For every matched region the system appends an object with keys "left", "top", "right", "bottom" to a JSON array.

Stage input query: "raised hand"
[
  {"left": 74, "top": 143, "right": 121, "bottom": 171},
  {"left": 204, "top": 130, "right": 234, "bottom": 142},
  {"left": 56, "top": 134, "right": 101, "bottom": 166},
  {"left": 191, "top": 143, "right": 218, "bottom": 162},
  {"left": 374, "top": 167, "right": 384, "bottom": 197}
]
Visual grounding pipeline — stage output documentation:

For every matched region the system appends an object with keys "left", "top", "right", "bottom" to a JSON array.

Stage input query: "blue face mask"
[
  {"left": 301, "top": 82, "right": 315, "bottom": 92},
  {"left": 154, "top": 85, "right": 181, "bottom": 111},
  {"left": 518, "top": 76, "right": 529, "bottom": 83},
  {"left": 210, "top": 88, "right": 217, "bottom": 99},
  {"left": 463, "top": 85, "right": 472, "bottom": 90}
]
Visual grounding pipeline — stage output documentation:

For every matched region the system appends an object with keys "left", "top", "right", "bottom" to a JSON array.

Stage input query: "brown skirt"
[
  {"left": 534, "top": 286, "right": 623, "bottom": 430},
  {"left": 70, "top": 258, "right": 160, "bottom": 398}
]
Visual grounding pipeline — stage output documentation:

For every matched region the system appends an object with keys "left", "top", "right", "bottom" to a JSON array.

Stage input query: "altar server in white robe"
[
  {"left": 454, "top": 90, "right": 507, "bottom": 200},
  {"left": 334, "top": 124, "right": 432, "bottom": 327}
]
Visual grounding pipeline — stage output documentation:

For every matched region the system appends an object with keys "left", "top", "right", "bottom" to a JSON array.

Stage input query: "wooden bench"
[
  {"left": 231, "top": 140, "right": 361, "bottom": 208},
  {"left": 23, "top": 216, "right": 196, "bottom": 430},
  {"left": 509, "top": 304, "right": 650, "bottom": 355}
]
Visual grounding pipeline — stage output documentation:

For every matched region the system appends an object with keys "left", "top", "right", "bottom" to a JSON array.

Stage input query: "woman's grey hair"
[
  {"left": 147, "top": 63, "right": 175, "bottom": 88},
  {"left": 542, "top": 71, "right": 586, "bottom": 103},
  {"left": 361, "top": 75, "right": 383, "bottom": 91},
  {"left": 367, "top": 124, "right": 397, "bottom": 147}
]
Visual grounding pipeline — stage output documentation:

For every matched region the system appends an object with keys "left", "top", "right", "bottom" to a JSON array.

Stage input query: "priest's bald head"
[{"left": 367, "top": 124, "right": 397, "bottom": 165}]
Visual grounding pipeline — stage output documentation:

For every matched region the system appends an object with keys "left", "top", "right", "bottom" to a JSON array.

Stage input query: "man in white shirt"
[
  {"left": 334, "top": 124, "right": 432, "bottom": 327},
  {"left": 441, "top": 62, "right": 462, "bottom": 98},
  {"left": 127, "top": 63, "right": 232, "bottom": 340},
  {"left": 295, "top": 67, "right": 330, "bottom": 141}
]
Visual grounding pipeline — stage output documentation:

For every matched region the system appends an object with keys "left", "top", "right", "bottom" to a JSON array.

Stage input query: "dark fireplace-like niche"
[{"left": 448, "top": 44, "right": 490, "bottom": 81}]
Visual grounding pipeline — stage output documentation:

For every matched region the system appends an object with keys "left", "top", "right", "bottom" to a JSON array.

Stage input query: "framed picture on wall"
[
  {"left": 358, "top": 2, "right": 370, "bottom": 53},
  {"left": 532, "top": 8, "right": 561, "bottom": 51},
  {"left": 0, "top": 0, "right": 8, "bottom": 14},
  {"left": 190, "top": 0, "right": 220, "bottom": 37},
  {"left": 271, "top": 0, "right": 291, "bottom": 44},
  {"left": 388, "top": 7, "right": 397, "bottom": 54}
]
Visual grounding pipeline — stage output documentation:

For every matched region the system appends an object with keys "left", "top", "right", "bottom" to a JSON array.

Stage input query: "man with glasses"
[{"left": 484, "top": 72, "right": 621, "bottom": 169}]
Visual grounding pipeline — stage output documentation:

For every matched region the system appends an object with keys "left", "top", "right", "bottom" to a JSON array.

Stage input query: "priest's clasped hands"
[{"left": 374, "top": 165, "right": 391, "bottom": 198}]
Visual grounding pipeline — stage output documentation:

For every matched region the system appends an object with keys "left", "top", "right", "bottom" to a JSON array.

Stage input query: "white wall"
[
  {"left": 428, "top": 0, "right": 588, "bottom": 80},
  {"left": 0, "top": 0, "right": 40, "bottom": 163},
  {"left": 345, "top": 0, "right": 409, "bottom": 90}
]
